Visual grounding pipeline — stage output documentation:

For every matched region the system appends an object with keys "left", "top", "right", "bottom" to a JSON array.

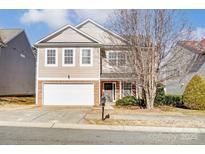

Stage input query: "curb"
[{"left": 0, "top": 121, "right": 205, "bottom": 133}]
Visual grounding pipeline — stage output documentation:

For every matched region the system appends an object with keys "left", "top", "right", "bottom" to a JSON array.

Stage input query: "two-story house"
[
  {"left": 165, "top": 39, "right": 205, "bottom": 95},
  {"left": 0, "top": 29, "right": 35, "bottom": 96},
  {"left": 34, "top": 19, "right": 137, "bottom": 106}
]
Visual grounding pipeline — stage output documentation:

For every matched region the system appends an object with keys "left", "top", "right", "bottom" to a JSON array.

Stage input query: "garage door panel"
[{"left": 43, "top": 83, "right": 94, "bottom": 105}]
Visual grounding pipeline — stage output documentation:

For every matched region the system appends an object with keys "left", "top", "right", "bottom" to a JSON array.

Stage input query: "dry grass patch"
[
  {"left": 91, "top": 105, "right": 205, "bottom": 116},
  {"left": 85, "top": 118, "right": 205, "bottom": 128},
  {"left": 0, "top": 96, "right": 35, "bottom": 106},
  {"left": 103, "top": 105, "right": 205, "bottom": 116},
  {"left": 158, "top": 106, "right": 205, "bottom": 116}
]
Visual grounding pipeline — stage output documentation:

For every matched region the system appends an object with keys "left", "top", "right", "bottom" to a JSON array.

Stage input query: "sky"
[{"left": 0, "top": 9, "right": 205, "bottom": 44}]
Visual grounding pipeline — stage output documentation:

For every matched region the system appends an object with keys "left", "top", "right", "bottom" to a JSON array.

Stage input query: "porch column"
[{"left": 119, "top": 80, "right": 122, "bottom": 99}]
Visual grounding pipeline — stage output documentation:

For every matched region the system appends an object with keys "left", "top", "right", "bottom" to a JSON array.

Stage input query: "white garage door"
[{"left": 43, "top": 83, "right": 94, "bottom": 105}]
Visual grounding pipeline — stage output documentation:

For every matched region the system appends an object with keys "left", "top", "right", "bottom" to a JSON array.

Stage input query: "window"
[
  {"left": 118, "top": 52, "right": 126, "bottom": 66},
  {"left": 45, "top": 48, "right": 57, "bottom": 66},
  {"left": 108, "top": 52, "right": 117, "bottom": 66},
  {"left": 80, "top": 48, "right": 92, "bottom": 66},
  {"left": 108, "top": 52, "right": 126, "bottom": 66},
  {"left": 123, "top": 82, "right": 132, "bottom": 96},
  {"left": 63, "top": 48, "right": 75, "bottom": 66}
]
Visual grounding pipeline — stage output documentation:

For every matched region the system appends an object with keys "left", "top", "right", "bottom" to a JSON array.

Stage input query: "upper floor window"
[
  {"left": 108, "top": 51, "right": 126, "bottom": 66},
  {"left": 108, "top": 52, "right": 117, "bottom": 66},
  {"left": 45, "top": 48, "right": 57, "bottom": 66},
  {"left": 62, "top": 48, "right": 75, "bottom": 66},
  {"left": 118, "top": 52, "right": 126, "bottom": 66},
  {"left": 80, "top": 48, "right": 92, "bottom": 66}
]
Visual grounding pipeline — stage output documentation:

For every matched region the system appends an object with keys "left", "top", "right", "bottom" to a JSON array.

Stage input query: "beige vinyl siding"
[
  {"left": 47, "top": 28, "right": 94, "bottom": 43},
  {"left": 78, "top": 22, "right": 125, "bottom": 45},
  {"left": 38, "top": 47, "right": 100, "bottom": 78}
]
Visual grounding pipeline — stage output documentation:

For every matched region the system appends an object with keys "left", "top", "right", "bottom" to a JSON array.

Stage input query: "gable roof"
[
  {"left": 0, "top": 29, "right": 23, "bottom": 44},
  {"left": 35, "top": 24, "right": 102, "bottom": 45},
  {"left": 76, "top": 18, "right": 126, "bottom": 42},
  {"left": 179, "top": 39, "right": 205, "bottom": 54}
]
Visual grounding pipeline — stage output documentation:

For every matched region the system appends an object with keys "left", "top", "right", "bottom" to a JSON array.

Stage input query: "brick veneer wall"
[{"left": 37, "top": 80, "right": 100, "bottom": 106}]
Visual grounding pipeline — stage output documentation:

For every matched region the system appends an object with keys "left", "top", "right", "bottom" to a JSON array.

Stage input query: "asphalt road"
[{"left": 0, "top": 126, "right": 205, "bottom": 145}]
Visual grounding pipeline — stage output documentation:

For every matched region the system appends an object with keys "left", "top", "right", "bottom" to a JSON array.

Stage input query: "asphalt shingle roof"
[
  {"left": 181, "top": 39, "right": 205, "bottom": 54},
  {"left": 0, "top": 29, "right": 23, "bottom": 44}
]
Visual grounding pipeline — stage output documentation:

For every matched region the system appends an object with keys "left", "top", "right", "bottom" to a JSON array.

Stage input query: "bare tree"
[{"left": 105, "top": 10, "right": 197, "bottom": 109}]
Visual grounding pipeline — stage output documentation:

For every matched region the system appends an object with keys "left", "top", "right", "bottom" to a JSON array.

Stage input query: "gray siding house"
[
  {"left": 0, "top": 29, "right": 35, "bottom": 96},
  {"left": 165, "top": 39, "right": 205, "bottom": 95}
]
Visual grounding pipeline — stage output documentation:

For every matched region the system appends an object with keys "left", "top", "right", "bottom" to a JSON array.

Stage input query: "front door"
[{"left": 104, "top": 83, "right": 115, "bottom": 102}]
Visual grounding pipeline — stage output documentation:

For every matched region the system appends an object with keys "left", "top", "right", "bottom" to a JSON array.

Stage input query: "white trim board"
[
  {"left": 38, "top": 77, "right": 100, "bottom": 81},
  {"left": 35, "top": 48, "right": 39, "bottom": 104},
  {"left": 35, "top": 24, "right": 102, "bottom": 45}
]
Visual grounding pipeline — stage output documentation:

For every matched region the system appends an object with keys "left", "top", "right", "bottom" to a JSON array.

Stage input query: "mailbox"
[
  {"left": 100, "top": 95, "right": 110, "bottom": 121},
  {"left": 101, "top": 95, "right": 106, "bottom": 107}
]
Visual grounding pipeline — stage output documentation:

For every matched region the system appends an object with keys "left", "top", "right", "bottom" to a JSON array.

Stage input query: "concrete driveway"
[{"left": 0, "top": 106, "right": 91, "bottom": 124}]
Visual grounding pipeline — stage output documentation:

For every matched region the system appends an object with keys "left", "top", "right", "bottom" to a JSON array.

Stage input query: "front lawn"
[
  {"left": 85, "top": 118, "right": 205, "bottom": 128},
  {"left": 114, "top": 105, "right": 205, "bottom": 116},
  {"left": 158, "top": 105, "right": 205, "bottom": 116},
  {"left": 85, "top": 105, "right": 205, "bottom": 128},
  {"left": 0, "top": 96, "right": 35, "bottom": 106}
]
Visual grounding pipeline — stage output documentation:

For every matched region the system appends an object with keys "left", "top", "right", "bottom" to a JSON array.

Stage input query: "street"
[{"left": 0, "top": 126, "right": 205, "bottom": 144}]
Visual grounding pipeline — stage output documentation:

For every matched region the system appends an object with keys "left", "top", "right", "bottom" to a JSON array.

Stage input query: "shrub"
[
  {"left": 115, "top": 99, "right": 125, "bottom": 106},
  {"left": 164, "top": 94, "right": 183, "bottom": 107},
  {"left": 119, "top": 96, "right": 137, "bottom": 106},
  {"left": 154, "top": 84, "right": 165, "bottom": 105},
  {"left": 183, "top": 75, "right": 205, "bottom": 110},
  {"left": 115, "top": 96, "right": 145, "bottom": 106},
  {"left": 123, "top": 96, "right": 138, "bottom": 105}
]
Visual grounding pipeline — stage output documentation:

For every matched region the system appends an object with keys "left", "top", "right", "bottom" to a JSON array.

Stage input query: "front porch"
[{"left": 100, "top": 80, "right": 138, "bottom": 103}]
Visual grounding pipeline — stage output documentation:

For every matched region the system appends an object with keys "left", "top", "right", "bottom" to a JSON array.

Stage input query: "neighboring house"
[
  {"left": 34, "top": 19, "right": 137, "bottom": 106},
  {"left": 0, "top": 29, "right": 35, "bottom": 96},
  {"left": 165, "top": 39, "right": 205, "bottom": 95}
]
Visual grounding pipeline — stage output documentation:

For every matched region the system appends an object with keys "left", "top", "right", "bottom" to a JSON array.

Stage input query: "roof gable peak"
[
  {"left": 76, "top": 18, "right": 126, "bottom": 42},
  {"left": 35, "top": 24, "right": 101, "bottom": 45}
]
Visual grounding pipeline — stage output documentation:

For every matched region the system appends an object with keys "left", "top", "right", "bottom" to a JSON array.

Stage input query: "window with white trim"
[
  {"left": 108, "top": 52, "right": 117, "bottom": 66},
  {"left": 46, "top": 49, "right": 57, "bottom": 65},
  {"left": 81, "top": 48, "right": 92, "bottom": 65},
  {"left": 123, "top": 82, "right": 132, "bottom": 96},
  {"left": 63, "top": 48, "right": 74, "bottom": 66},
  {"left": 108, "top": 52, "right": 126, "bottom": 66},
  {"left": 118, "top": 52, "right": 126, "bottom": 66}
]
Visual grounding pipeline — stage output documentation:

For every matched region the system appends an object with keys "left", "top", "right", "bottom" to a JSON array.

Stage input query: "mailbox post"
[{"left": 101, "top": 96, "right": 110, "bottom": 121}]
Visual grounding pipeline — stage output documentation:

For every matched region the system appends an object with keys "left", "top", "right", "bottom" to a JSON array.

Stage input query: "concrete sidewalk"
[
  {"left": 1, "top": 120, "right": 205, "bottom": 133},
  {"left": 1, "top": 105, "right": 205, "bottom": 133}
]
